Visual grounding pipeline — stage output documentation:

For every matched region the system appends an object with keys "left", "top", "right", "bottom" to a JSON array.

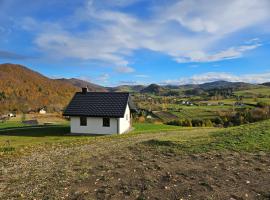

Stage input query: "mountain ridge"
[
  {"left": 0, "top": 63, "right": 267, "bottom": 113},
  {"left": 57, "top": 78, "right": 108, "bottom": 92}
]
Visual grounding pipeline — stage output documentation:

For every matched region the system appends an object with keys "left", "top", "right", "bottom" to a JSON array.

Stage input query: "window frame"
[
  {"left": 103, "top": 117, "right": 110, "bottom": 127},
  {"left": 80, "top": 116, "right": 87, "bottom": 126}
]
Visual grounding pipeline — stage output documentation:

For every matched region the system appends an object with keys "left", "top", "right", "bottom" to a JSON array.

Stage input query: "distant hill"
[
  {"left": 261, "top": 82, "right": 270, "bottom": 87},
  {"left": 57, "top": 78, "right": 108, "bottom": 92},
  {"left": 109, "top": 85, "right": 145, "bottom": 93},
  {"left": 141, "top": 84, "right": 167, "bottom": 95},
  {"left": 108, "top": 81, "right": 259, "bottom": 96},
  {"left": 0, "top": 63, "right": 267, "bottom": 113},
  {"left": 198, "top": 81, "right": 254, "bottom": 90},
  {"left": 0, "top": 63, "right": 78, "bottom": 113}
]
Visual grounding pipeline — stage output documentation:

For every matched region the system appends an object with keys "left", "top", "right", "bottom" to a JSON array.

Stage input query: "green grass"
[
  {"left": 0, "top": 122, "right": 186, "bottom": 153},
  {"left": 235, "top": 87, "right": 270, "bottom": 96},
  {"left": 1, "top": 120, "right": 270, "bottom": 155},
  {"left": 171, "top": 106, "right": 227, "bottom": 120},
  {"left": 0, "top": 121, "right": 28, "bottom": 129},
  {"left": 132, "top": 123, "right": 185, "bottom": 133},
  {"left": 143, "top": 119, "right": 270, "bottom": 153},
  {"left": 0, "top": 125, "right": 79, "bottom": 151}
]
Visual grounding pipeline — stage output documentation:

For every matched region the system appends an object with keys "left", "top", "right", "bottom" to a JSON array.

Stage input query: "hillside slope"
[
  {"left": 57, "top": 78, "right": 108, "bottom": 92},
  {"left": 198, "top": 81, "right": 255, "bottom": 90},
  {"left": 0, "top": 63, "right": 77, "bottom": 113}
]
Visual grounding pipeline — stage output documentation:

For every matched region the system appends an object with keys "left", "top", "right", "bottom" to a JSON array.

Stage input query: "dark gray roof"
[{"left": 63, "top": 92, "right": 136, "bottom": 118}]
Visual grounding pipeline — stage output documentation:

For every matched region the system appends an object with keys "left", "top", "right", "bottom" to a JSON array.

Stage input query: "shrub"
[
  {"left": 182, "top": 119, "right": 192, "bottom": 127},
  {"left": 212, "top": 117, "right": 224, "bottom": 126},
  {"left": 192, "top": 119, "right": 203, "bottom": 127},
  {"left": 257, "top": 102, "right": 269, "bottom": 108},
  {"left": 138, "top": 116, "right": 145, "bottom": 123},
  {"left": 167, "top": 120, "right": 182, "bottom": 126}
]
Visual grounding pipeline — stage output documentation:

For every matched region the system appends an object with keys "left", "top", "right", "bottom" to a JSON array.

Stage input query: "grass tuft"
[{"left": 0, "top": 146, "right": 15, "bottom": 152}]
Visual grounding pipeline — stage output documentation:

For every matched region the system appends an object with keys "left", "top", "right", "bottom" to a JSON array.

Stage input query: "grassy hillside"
[
  {"left": 198, "top": 80, "right": 254, "bottom": 90},
  {"left": 0, "top": 123, "right": 185, "bottom": 151},
  {"left": 235, "top": 87, "right": 270, "bottom": 96},
  {"left": 0, "top": 63, "right": 78, "bottom": 113},
  {"left": 143, "top": 119, "right": 270, "bottom": 153},
  {"left": 1, "top": 119, "right": 269, "bottom": 154}
]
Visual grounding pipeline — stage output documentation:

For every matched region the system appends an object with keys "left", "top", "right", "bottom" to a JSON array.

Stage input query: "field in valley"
[{"left": 0, "top": 119, "right": 270, "bottom": 199}]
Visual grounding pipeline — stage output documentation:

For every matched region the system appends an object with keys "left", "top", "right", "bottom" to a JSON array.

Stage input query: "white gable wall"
[
  {"left": 70, "top": 117, "right": 118, "bottom": 134},
  {"left": 118, "top": 104, "right": 131, "bottom": 134}
]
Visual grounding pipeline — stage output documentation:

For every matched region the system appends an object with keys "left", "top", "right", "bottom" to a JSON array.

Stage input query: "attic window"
[
  {"left": 80, "top": 117, "right": 87, "bottom": 126},
  {"left": 103, "top": 118, "right": 110, "bottom": 127}
]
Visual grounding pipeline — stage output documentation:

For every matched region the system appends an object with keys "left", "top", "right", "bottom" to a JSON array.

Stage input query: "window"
[
  {"left": 103, "top": 117, "right": 110, "bottom": 127},
  {"left": 80, "top": 117, "right": 87, "bottom": 126}
]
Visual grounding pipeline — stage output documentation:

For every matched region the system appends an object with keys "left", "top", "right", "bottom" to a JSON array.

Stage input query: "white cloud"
[
  {"left": 76, "top": 76, "right": 93, "bottom": 83},
  {"left": 162, "top": 0, "right": 270, "bottom": 35},
  {"left": 118, "top": 80, "right": 147, "bottom": 85},
  {"left": 175, "top": 43, "right": 261, "bottom": 63},
  {"left": 162, "top": 72, "right": 270, "bottom": 85},
  {"left": 115, "top": 66, "right": 135, "bottom": 73},
  {"left": 96, "top": 73, "right": 110, "bottom": 83},
  {"left": 18, "top": 0, "right": 270, "bottom": 66}
]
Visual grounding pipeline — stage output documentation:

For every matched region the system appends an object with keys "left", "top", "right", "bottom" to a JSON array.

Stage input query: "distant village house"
[{"left": 39, "top": 107, "right": 47, "bottom": 114}]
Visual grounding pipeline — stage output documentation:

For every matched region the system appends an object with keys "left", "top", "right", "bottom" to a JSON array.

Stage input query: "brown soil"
[{"left": 1, "top": 132, "right": 270, "bottom": 200}]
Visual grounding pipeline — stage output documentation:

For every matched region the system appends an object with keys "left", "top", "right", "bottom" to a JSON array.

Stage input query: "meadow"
[
  {"left": 1, "top": 119, "right": 270, "bottom": 199},
  {"left": 0, "top": 121, "right": 187, "bottom": 153}
]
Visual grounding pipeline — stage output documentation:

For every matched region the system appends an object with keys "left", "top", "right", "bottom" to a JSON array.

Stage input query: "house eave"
[{"left": 63, "top": 114, "right": 122, "bottom": 118}]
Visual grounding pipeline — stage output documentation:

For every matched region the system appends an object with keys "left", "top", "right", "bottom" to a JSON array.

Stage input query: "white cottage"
[{"left": 63, "top": 88, "right": 137, "bottom": 135}]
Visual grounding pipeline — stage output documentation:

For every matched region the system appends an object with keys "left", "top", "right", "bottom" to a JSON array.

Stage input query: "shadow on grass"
[
  {"left": 0, "top": 125, "right": 109, "bottom": 137},
  {"left": 0, "top": 125, "right": 71, "bottom": 137}
]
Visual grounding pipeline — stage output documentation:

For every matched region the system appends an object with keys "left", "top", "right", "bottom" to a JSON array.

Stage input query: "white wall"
[
  {"left": 119, "top": 104, "right": 131, "bottom": 134},
  {"left": 70, "top": 117, "right": 118, "bottom": 134}
]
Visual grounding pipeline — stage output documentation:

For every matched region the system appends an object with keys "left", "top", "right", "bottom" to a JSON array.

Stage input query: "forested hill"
[{"left": 0, "top": 63, "right": 79, "bottom": 113}]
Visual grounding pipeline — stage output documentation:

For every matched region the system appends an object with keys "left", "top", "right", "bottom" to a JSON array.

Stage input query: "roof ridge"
[{"left": 76, "top": 91, "right": 130, "bottom": 94}]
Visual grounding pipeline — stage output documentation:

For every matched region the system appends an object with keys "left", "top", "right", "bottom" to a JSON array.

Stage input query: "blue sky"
[{"left": 0, "top": 0, "right": 270, "bottom": 86}]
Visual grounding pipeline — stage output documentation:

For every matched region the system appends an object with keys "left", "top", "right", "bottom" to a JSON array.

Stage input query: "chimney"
[{"left": 82, "top": 87, "right": 88, "bottom": 94}]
